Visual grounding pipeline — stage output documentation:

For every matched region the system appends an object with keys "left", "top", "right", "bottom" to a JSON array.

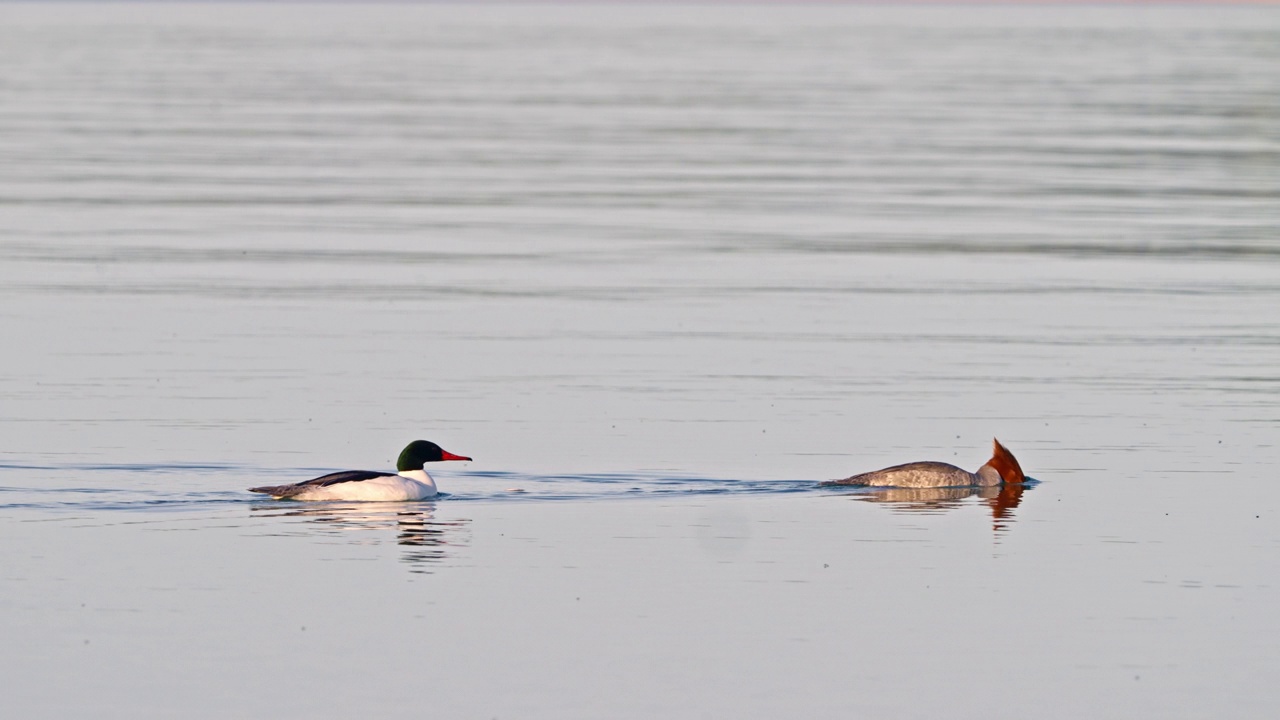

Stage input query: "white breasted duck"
[
  {"left": 822, "top": 438, "right": 1025, "bottom": 489},
  {"left": 249, "top": 440, "right": 471, "bottom": 501}
]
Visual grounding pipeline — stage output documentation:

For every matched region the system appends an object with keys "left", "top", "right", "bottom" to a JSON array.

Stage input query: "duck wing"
[
  {"left": 301, "top": 470, "right": 395, "bottom": 487},
  {"left": 249, "top": 470, "right": 395, "bottom": 497}
]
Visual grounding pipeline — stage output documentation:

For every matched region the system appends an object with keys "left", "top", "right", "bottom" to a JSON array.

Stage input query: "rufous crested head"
[{"left": 986, "top": 438, "right": 1025, "bottom": 484}]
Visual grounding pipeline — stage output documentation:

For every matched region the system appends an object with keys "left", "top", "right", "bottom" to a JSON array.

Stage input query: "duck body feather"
[
  {"left": 249, "top": 469, "right": 438, "bottom": 501},
  {"left": 822, "top": 438, "right": 1024, "bottom": 490},
  {"left": 826, "top": 461, "right": 989, "bottom": 489}
]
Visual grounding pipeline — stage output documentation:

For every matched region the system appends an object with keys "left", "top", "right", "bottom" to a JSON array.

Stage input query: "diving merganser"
[
  {"left": 248, "top": 440, "right": 471, "bottom": 501},
  {"left": 821, "top": 438, "right": 1025, "bottom": 489}
]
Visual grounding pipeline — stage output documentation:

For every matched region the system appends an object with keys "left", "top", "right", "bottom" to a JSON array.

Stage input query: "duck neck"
[
  {"left": 975, "top": 464, "right": 1003, "bottom": 486},
  {"left": 397, "top": 468, "right": 435, "bottom": 488}
]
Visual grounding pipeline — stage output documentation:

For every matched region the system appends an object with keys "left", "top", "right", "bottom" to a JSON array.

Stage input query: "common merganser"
[
  {"left": 248, "top": 440, "right": 471, "bottom": 501},
  {"left": 821, "top": 438, "right": 1024, "bottom": 489}
]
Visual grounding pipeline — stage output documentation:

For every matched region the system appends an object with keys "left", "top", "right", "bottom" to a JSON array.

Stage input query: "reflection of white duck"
[
  {"left": 823, "top": 438, "right": 1025, "bottom": 489},
  {"left": 250, "top": 502, "right": 470, "bottom": 573},
  {"left": 249, "top": 440, "right": 471, "bottom": 501}
]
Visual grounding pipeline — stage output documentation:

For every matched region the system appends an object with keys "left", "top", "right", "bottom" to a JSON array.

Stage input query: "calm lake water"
[{"left": 2, "top": 4, "right": 1278, "bottom": 718}]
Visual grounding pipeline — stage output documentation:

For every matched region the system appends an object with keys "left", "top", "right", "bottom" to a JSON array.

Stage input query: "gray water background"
[{"left": 1, "top": 4, "right": 1278, "bottom": 718}]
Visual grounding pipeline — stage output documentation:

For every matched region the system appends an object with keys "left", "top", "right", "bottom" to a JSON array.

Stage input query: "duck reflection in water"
[
  {"left": 251, "top": 502, "right": 469, "bottom": 574},
  {"left": 846, "top": 481, "right": 1031, "bottom": 534}
]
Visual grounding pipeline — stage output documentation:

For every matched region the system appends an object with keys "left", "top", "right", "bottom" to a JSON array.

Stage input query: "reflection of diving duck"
[
  {"left": 248, "top": 440, "right": 471, "bottom": 501},
  {"left": 822, "top": 438, "right": 1025, "bottom": 489},
  {"left": 852, "top": 483, "right": 1027, "bottom": 534}
]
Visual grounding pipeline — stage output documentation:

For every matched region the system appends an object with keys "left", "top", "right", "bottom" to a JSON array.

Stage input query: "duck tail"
[{"left": 247, "top": 484, "right": 302, "bottom": 499}]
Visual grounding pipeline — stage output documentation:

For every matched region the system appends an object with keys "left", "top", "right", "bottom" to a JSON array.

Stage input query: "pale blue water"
[{"left": 1, "top": 4, "right": 1279, "bottom": 718}]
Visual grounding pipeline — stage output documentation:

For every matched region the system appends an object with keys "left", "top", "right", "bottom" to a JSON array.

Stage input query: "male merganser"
[
  {"left": 248, "top": 440, "right": 471, "bottom": 501},
  {"left": 821, "top": 438, "right": 1025, "bottom": 489}
]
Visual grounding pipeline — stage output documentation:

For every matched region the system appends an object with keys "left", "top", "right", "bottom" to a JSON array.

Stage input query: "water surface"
[{"left": 1, "top": 4, "right": 1278, "bottom": 718}]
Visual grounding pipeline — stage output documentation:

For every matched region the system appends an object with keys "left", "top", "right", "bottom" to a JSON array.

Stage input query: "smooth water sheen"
[{"left": 2, "top": 4, "right": 1278, "bottom": 718}]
